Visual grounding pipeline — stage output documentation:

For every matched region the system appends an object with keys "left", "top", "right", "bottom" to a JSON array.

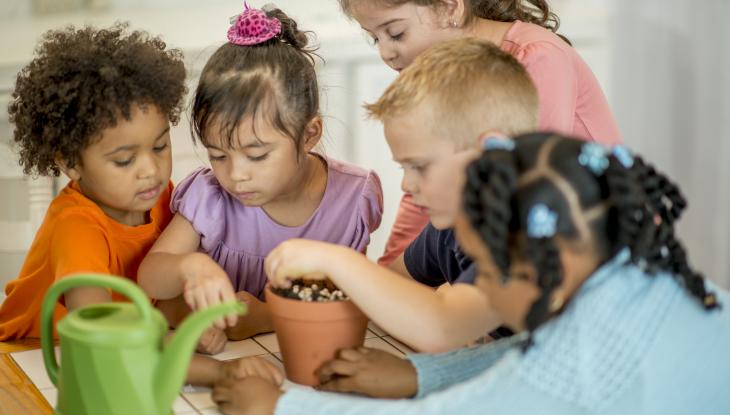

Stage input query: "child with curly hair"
[{"left": 0, "top": 23, "right": 281, "bottom": 387}]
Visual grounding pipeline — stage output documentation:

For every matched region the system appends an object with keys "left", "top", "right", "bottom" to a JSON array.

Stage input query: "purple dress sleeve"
[
  {"left": 170, "top": 167, "right": 226, "bottom": 246},
  {"left": 351, "top": 170, "right": 384, "bottom": 252}
]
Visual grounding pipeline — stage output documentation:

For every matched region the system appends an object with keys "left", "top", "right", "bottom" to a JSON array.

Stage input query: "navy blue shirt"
[
  {"left": 404, "top": 223, "right": 476, "bottom": 286},
  {"left": 403, "top": 223, "right": 513, "bottom": 339}
]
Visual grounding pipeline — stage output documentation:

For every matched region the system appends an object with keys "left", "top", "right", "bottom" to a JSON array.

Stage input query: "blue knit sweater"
[{"left": 276, "top": 250, "right": 730, "bottom": 414}]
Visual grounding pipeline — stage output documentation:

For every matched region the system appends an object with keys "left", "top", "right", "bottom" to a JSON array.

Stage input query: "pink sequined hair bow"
[{"left": 227, "top": 3, "right": 282, "bottom": 46}]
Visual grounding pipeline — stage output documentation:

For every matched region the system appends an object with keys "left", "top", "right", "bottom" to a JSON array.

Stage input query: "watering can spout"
[{"left": 155, "top": 301, "right": 245, "bottom": 413}]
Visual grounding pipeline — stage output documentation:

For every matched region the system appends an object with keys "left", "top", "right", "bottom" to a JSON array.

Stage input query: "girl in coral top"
[{"left": 336, "top": 0, "right": 623, "bottom": 265}]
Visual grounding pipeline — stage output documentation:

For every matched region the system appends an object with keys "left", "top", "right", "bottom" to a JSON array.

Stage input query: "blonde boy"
[{"left": 369, "top": 37, "right": 539, "bottom": 289}]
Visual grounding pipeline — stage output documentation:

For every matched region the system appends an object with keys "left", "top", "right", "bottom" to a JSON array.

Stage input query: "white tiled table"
[{"left": 8, "top": 322, "right": 414, "bottom": 414}]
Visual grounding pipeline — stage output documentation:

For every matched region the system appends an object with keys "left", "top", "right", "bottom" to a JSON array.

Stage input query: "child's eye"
[
  {"left": 209, "top": 154, "right": 226, "bottom": 162},
  {"left": 412, "top": 164, "right": 429, "bottom": 174},
  {"left": 114, "top": 159, "right": 133, "bottom": 167},
  {"left": 389, "top": 31, "right": 404, "bottom": 41},
  {"left": 248, "top": 153, "right": 269, "bottom": 162},
  {"left": 153, "top": 143, "right": 168, "bottom": 153}
]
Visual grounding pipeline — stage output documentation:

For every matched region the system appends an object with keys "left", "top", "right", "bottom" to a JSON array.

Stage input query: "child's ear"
[
  {"left": 477, "top": 130, "right": 510, "bottom": 149},
  {"left": 512, "top": 263, "right": 538, "bottom": 285},
  {"left": 55, "top": 156, "right": 81, "bottom": 181},
  {"left": 442, "top": 0, "right": 467, "bottom": 26},
  {"left": 301, "top": 116, "right": 323, "bottom": 152}
]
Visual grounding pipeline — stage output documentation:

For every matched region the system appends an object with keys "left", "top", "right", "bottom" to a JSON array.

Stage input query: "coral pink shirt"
[
  {"left": 502, "top": 21, "right": 622, "bottom": 144},
  {"left": 379, "top": 21, "right": 623, "bottom": 266}
]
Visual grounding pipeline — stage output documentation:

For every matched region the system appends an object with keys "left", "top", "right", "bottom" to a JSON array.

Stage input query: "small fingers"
[
  {"left": 316, "top": 376, "right": 358, "bottom": 394},
  {"left": 211, "top": 330, "right": 226, "bottom": 355},
  {"left": 252, "top": 358, "right": 283, "bottom": 385},
  {"left": 220, "top": 288, "right": 239, "bottom": 327},
  {"left": 183, "top": 288, "right": 196, "bottom": 311},
  {"left": 192, "top": 288, "right": 209, "bottom": 313},
  {"left": 316, "top": 359, "right": 358, "bottom": 382},
  {"left": 211, "top": 380, "right": 233, "bottom": 404},
  {"left": 337, "top": 347, "right": 365, "bottom": 362},
  {"left": 204, "top": 287, "right": 227, "bottom": 329}
]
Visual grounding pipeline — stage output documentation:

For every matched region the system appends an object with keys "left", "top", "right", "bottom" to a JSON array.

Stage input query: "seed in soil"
[{"left": 272, "top": 278, "right": 349, "bottom": 302}]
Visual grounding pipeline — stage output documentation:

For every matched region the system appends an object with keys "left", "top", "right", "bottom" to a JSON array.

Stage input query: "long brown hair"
[
  {"left": 192, "top": 8, "right": 320, "bottom": 155},
  {"left": 339, "top": 0, "right": 568, "bottom": 43}
]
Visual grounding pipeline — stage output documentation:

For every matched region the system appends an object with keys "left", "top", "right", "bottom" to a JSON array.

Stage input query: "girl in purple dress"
[{"left": 138, "top": 5, "right": 383, "bottom": 341}]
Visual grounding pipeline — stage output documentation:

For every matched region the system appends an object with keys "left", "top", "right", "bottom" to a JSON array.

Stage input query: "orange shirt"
[{"left": 0, "top": 181, "right": 173, "bottom": 340}]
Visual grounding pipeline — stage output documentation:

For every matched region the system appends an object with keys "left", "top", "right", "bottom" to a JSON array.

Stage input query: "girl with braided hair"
[
  {"left": 460, "top": 132, "right": 720, "bottom": 337},
  {"left": 216, "top": 132, "right": 730, "bottom": 415}
]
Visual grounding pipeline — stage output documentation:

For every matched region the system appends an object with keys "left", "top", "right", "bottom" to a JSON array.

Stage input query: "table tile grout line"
[
  {"left": 252, "top": 336, "right": 279, "bottom": 361},
  {"left": 180, "top": 393, "right": 203, "bottom": 415},
  {"left": 379, "top": 336, "right": 411, "bottom": 355}
]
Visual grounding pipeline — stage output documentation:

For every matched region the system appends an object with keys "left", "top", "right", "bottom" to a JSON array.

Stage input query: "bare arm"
[
  {"left": 138, "top": 213, "right": 204, "bottom": 299},
  {"left": 139, "top": 213, "right": 238, "bottom": 329},
  {"left": 64, "top": 287, "right": 112, "bottom": 311},
  {"left": 266, "top": 241, "right": 501, "bottom": 353},
  {"left": 387, "top": 253, "right": 413, "bottom": 278}
]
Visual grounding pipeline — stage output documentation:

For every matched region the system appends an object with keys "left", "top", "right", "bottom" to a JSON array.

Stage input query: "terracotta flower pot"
[{"left": 265, "top": 284, "right": 368, "bottom": 386}]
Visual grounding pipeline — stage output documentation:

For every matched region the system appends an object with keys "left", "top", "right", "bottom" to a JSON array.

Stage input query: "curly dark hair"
[
  {"left": 8, "top": 23, "right": 187, "bottom": 176},
  {"left": 462, "top": 132, "right": 719, "bottom": 345}
]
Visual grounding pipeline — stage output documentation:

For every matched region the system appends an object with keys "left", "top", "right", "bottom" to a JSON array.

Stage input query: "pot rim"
[{"left": 265, "top": 284, "right": 367, "bottom": 321}]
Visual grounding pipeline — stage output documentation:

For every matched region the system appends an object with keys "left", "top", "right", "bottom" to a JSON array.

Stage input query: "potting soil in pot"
[{"left": 271, "top": 278, "right": 349, "bottom": 302}]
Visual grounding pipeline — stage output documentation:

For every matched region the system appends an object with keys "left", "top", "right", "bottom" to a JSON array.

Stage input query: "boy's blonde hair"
[{"left": 366, "top": 37, "right": 538, "bottom": 149}]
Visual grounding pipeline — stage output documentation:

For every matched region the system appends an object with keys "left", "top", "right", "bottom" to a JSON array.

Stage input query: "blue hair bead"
[
  {"left": 578, "top": 143, "right": 610, "bottom": 175},
  {"left": 612, "top": 145, "right": 635, "bottom": 168},
  {"left": 527, "top": 203, "right": 558, "bottom": 238},
  {"left": 482, "top": 137, "right": 515, "bottom": 151}
]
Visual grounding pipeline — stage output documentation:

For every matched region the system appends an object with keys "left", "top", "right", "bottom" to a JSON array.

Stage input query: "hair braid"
[
  {"left": 523, "top": 236, "right": 562, "bottom": 332},
  {"left": 604, "top": 156, "right": 654, "bottom": 260},
  {"left": 605, "top": 154, "right": 718, "bottom": 310},
  {"left": 463, "top": 150, "right": 517, "bottom": 277},
  {"left": 635, "top": 157, "right": 686, "bottom": 225}
]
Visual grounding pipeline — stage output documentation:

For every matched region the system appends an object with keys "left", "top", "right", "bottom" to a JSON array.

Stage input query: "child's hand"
[
  {"left": 220, "top": 356, "right": 284, "bottom": 386},
  {"left": 316, "top": 347, "right": 418, "bottom": 399},
  {"left": 213, "top": 377, "right": 281, "bottom": 415},
  {"left": 196, "top": 327, "right": 227, "bottom": 355},
  {"left": 224, "top": 291, "right": 274, "bottom": 341},
  {"left": 183, "top": 253, "right": 238, "bottom": 329},
  {"left": 265, "top": 239, "right": 347, "bottom": 288}
]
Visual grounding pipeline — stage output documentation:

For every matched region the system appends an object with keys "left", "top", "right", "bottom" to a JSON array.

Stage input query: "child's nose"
[
  {"left": 137, "top": 154, "right": 160, "bottom": 179},
  {"left": 401, "top": 171, "right": 418, "bottom": 195},
  {"left": 229, "top": 161, "right": 252, "bottom": 182},
  {"left": 378, "top": 44, "right": 398, "bottom": 67}
]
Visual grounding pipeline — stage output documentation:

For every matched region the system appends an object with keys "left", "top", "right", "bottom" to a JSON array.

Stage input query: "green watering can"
[{"left": 40, "top": 273, "right": 245, "bottom": 415}]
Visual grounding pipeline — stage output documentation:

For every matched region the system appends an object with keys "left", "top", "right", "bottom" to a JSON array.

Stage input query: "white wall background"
[
  {"left": 1, "top": 0, "right": 728, "bottom": 298},
  {"left": 608, "top": 0, "right": 730, "bottom": 288}
]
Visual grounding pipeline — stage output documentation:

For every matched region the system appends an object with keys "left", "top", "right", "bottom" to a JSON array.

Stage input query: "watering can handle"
[{"left": 40, "top": 273, "right": 154, "bottom": 386}]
